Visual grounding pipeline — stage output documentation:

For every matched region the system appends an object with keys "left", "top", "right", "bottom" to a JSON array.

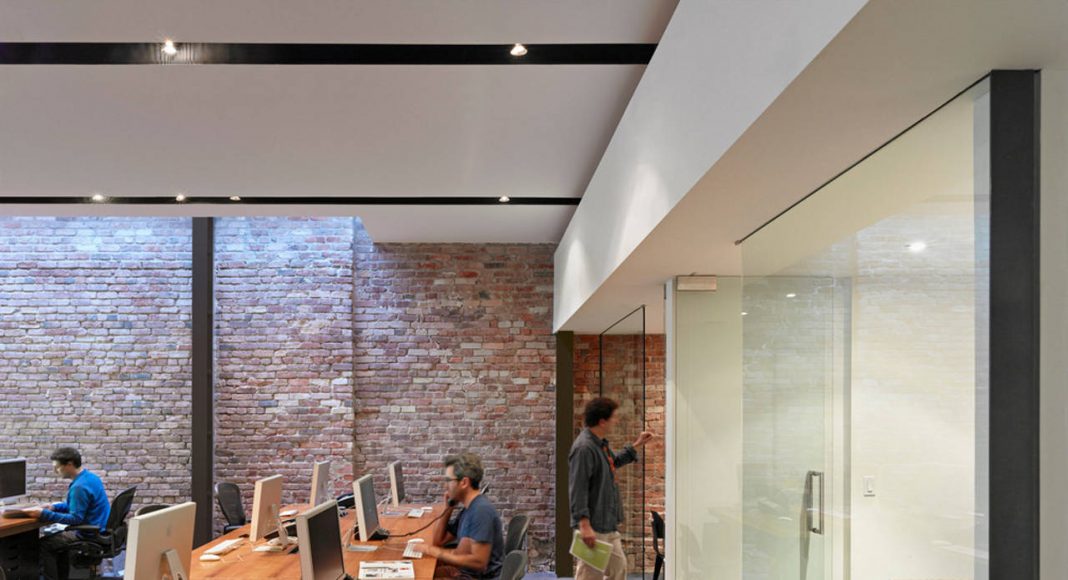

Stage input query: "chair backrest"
[
  {"left": 499, "top": 549, "right": 528, "bottom": 580},
  {"left": 134, "top": 504, "right": 171, "bottom": 517},
  {"left": 504, "top": 514, "right": 530, "bottom": 555},
  {"left": 104, "top": 486, "right": 138, "bottom": 533},
  {"left": 651, "top": 510, "right": 665, "bottom": 556},
  {"left": 215, "top": 481, "right": 246, "bottom": 526}
]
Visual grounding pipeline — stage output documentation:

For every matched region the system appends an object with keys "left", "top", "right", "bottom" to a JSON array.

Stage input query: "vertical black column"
[
  {"left": 555, "top": 331, "right": 575, "bottom": 577},
  {"left": 191, "top": 218, "right": 215, "bottom": 546},
  {"left": 989, "top": 70, "right": 1040, "bottom": 579}
]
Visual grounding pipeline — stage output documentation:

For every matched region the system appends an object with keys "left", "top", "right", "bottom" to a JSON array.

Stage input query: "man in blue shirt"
[
  {"left": 423, "top": 453, "right": 504, "bottom": 579},
  {"left": 24, "top": 447, "right": 110, "bottom": 580}
]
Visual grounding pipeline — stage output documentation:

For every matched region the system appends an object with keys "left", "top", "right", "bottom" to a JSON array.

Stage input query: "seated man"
[
  {"left": 24, "top": 447, "right": 110, "bottom": 580},
  {"left": 423, "top": 453, "right": 504, "bottom": 580}
]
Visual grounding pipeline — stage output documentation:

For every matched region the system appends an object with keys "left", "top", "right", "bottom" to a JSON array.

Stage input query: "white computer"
[
  {"left": 352, "top": 474, "right": 389, "bottom": 542},
  {"left": 387, "top": 461, "right": 405, "bottom": 507},
  {"left": 250, "top": 474, "right": 293, "bottom": 546},
  {"left": 125, "top": 502, "right": 196, "bottom": 580},
  {"left": 310, "top": 461, "right": 331, "bottom": 507},
  {"left": 296, "top": 500, "right": 348, "bottom": 580}
]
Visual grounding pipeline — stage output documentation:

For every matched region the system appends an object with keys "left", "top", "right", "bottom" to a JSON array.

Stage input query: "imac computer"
[
  {"left": 296, "top": 500, "right": 350, "bottom": 580},
  {"left": 0, "top": 458, "right": 27, "bottom": 507},
  {"left": 352, "top": 474, "right": 389, "bottom": 542},
  {"left": 126, "top": 502, "right": 196, "bottom": 580},
  {"left": 250, "top": 474, "right": 294, "bottom": 546},
  {"left": 310, "top": 461, "right": 331, "bottom": 507},
  {"left": 387, "top": 461, "right": 405, "bottom": 507}
]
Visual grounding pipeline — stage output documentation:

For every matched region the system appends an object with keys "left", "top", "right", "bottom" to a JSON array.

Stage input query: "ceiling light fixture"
[
  {"left": 175, "top": 193, "right": 187, "bottom": 202},
  {"left": 162, "top": 39, "right": 178, "bottom": 57},
  {"left": 230, "top": 196, "right": 241, "bottom": 201},
  {"left": 91, "top": 193, "right": 106, "bottom": 202},
  {"left": 499, "top": 195, "right": 511, "bottom": 203},
  {"left": 786, "top": 293, "right": 797, "bottom": 298},
  {"left": 510, "top": 43, "right": 528, "bottom": 57},
  {"left": 741, "top": 312, "right": 748, "bottom": 316},
  {"left": 907, "top": 241, "right": 927, "bottom": 253}
]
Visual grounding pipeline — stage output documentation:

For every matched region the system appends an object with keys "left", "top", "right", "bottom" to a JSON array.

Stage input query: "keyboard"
[
  {"left": 403, "top": 540, "right": 424, "bottom": 559},
  {"left": 205, "top": 538, "right": 245, "bottom": 556},
  {"left": 1, "top": 510, "right": 33, "bottom": 519}
]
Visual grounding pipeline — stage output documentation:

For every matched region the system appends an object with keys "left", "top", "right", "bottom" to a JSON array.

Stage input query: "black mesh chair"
[
  {"left": 67, "top": 486, "right": 137, "bottom": 580},
  {"left": 215, "top": 482, "right": 246, "bottom": 533},
  {"left": 651, "top": 510, "right": 666, "bottom": 580},
  {"left": 499, "top": 549, "right": 528, "bottom": 580},
  {"left": 504, "top": 514, "right": 530, "bottom": 555},
  {"left": 134, "top": 504, "right": 171, "bottom": 517}
]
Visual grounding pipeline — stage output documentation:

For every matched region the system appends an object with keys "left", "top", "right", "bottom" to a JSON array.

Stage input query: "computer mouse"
[{"left": 199, "top": 554, "right": 222, "bottom": 562}]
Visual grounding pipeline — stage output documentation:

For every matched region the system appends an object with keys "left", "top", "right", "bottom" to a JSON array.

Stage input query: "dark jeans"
[{"left": 39, "top": 530, "right": 80, "bottom": 580}]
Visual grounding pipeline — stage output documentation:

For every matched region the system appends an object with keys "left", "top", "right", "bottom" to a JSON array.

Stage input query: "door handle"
[{"left": 806, "top": 470, "right": 824, "bottom": 535}]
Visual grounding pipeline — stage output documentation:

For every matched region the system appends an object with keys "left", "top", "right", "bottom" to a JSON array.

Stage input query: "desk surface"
[
  {"left": 0, "top": 512, "right": 44, "bottom": 539},
  {"left": 191, "top": 504, "right": 442, "bottom": 579}
]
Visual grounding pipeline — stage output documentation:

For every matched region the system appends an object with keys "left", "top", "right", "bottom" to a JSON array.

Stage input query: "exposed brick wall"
[
  {"left": 0, "top": 217, "right": 193, "bottom": 509},
  {"left": 213, "top": 218, "right": 356, "bottom": 531},
  {"left": 352, "top": 223, "right": 558, "bottom": 569},
  {"left": 573, "top": 333, "right": 666, "bottom": 572}
]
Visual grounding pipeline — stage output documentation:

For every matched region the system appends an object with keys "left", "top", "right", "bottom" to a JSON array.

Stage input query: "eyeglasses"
[{"left": 442, "top": 477, "right": 461, "bottom": 484}]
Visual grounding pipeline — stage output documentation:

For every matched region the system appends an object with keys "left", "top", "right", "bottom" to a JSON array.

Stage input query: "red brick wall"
[
  {"left": 352, "top": 224, "right": 558, "bottom": 568},
  {"left": 573, "top": 333, "right": 666, "bottom": 572},
  {"left": 0, "top": 217, "right": 194, "bottom": 508}
]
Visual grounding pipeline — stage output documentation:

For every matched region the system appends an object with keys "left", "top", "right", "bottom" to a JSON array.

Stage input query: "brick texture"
[
  {"left": 0, "top": 217, "right": 193, "bottom": 508},
  {"left": 573, "top": 333, "right": 666, "bottom": 573}
]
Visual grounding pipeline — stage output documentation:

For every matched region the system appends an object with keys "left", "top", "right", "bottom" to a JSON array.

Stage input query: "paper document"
[
  {"left": 569, "top": 530, "right": 613, "bottom": 571},
  {"left": 357, "top": 560, "right": 415, "bottom": 579}
]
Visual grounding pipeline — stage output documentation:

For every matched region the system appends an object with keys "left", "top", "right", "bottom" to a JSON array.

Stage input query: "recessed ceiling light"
[
  {"left": 741, "top": 311, "right": 748, "bottom": 316},
  {"left": 907, "top": 241, "right": 927, "bottom": 253},
  {"left": 175, "top": 193, "right": 186, "bottom": 202},
  {"left": 162, "top": 39, "right": 178, "bottom": 57},
  {"left": 90, "top": 193, "right": 106, "bottom": 202},
  {"left": 786, "top": 293, "right": 797, "bottom": 298},
  {"left": 230, "top": 196, "right": 241, "bottom": 201},
  {"left": 498, "top": 195, "right": 511, "bottom": 203},
  {"left": 510, "top": 43, "right": 528, "bottom": 57}
]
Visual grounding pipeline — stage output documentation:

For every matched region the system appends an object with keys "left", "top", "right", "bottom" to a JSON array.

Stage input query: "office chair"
[
  {"left": 504, "top": 514, "right": 530, "bottom": 555},
  {"left": 499, "top": 549, "right": 528, "bottom": 580},
  {"left": 133, "top": 504, "right": 171, "bottom": 517},
  {"left": 67, "top": 486, "right": 137, "bottom": 580},
  {"left": 215, "top": 482, "right": 247, "bottom": 533},
  {"left": 651, "top": 510, "right": 666, "bottom": 580}
]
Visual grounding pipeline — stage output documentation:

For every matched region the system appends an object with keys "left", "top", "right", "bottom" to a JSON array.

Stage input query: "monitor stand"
[
  {"left": 161, "top": 548, "right": 188, "bottom": 580},
  {"left": 267, "top": 505, "right": 298, "bottom": 547}
]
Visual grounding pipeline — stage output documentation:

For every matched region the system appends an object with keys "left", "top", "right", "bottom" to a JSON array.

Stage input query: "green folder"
[{"left": 569, "top": 530, "right": 613, "bottom": 571}]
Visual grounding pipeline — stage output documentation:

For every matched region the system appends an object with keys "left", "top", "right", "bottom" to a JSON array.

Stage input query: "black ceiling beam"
[
  {"left": 0, "top": 196, "right": 581, "bottom": 206},
  {"left": 0, "top": 43, "right": 656, "bottom": 65}
]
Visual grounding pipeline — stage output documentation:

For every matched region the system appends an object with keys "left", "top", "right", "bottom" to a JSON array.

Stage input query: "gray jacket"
[{"left": 568, "top": 428, "right": 639, "bottom": 533}]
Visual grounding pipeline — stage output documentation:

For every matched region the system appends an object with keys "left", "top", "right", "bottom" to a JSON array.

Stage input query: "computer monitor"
[
  {"left": 310, "top": 461, "right": 331, "bottom": 507},
  {"left": 250, "top": 474, "right": 284, "bottom": 542},
  {"left": 352, "top": 474, "right": 386, "bottom": 542},
  {"left": 296, "top": 500, "right": 347, "bottom": 580},
  {"left": 387, "top": 461, "right": 405, "bottom": 507},
  {"left": 0, "top": 458, "right": 27, "bottom": 504},
  {"left": 126, "top": 502, "right": 196, "bottom": 580}
]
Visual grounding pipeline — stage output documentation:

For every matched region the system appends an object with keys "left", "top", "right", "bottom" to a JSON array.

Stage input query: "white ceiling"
[
  {"left": 559, "top": 0, "right": 1068, "bottom": 333},
  {"left": 0, "top": 0, "right": 678, "bottom": 242}
]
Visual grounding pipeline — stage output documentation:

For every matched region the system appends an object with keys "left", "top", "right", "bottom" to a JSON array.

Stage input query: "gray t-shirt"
[{"left": 446, "top": 494, "right": 504, "bottom": 579}]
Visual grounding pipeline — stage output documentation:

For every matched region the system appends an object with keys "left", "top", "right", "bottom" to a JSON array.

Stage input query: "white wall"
[
  {"left": 552, "top": 0, "right": 868, "bottom": 331},
  {"left": 670, "top": 280, "right": 743, "bottom": 579},
  {"left": 1040, "top": 68, "right": 1068, "bottom": 580}
]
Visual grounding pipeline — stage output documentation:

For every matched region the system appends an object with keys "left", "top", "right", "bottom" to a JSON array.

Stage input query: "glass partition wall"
[
  {"left": 598, "top": 306, "right": 648, "bottom": 577},
  {"left": 673, "top": 79, "right": 991, "bottom": 579}
]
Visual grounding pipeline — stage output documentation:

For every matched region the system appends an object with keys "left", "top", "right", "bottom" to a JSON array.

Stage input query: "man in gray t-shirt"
[
  {"left": 424, "top": 453, "right": 504, "bottom": 579},
  {"left": 569, "top": 397, "right": 654, "bottom": 580}
]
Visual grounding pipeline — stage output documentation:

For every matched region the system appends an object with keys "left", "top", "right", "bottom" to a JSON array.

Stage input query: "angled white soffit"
[{"left": 555, "top": 0, "right": 1068, "bottom": 333}]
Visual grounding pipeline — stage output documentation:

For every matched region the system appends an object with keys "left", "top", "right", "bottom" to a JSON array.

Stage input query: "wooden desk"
[
  {"left": 0, "top": 515, "right": 44, "bottom": 540},
  {"left": 0, "top": 514, "right": 43, "bottom": 580},
  {"left": 191, "top": 504, "right": 442, "bottom": 579}
]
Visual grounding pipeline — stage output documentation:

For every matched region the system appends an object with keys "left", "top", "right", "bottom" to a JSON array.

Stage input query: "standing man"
[
  {"left": 23, "top": 447, "right": 110, "bottom": 580},
  {"left": 569, "top": 397, "right": 655, "bottom": 580},
  {"left": 423, "top": 453, "right": 505, "bottom": 580}
]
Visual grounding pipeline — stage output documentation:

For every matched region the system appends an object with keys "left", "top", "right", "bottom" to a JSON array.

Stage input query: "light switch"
[{"left": 863, "top": 475, "right": 876, "bottom": 497}]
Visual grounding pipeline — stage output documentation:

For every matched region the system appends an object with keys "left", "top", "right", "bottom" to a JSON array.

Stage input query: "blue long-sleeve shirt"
[{"left": 40, "top": 470, "right": 110, "bottom": 529}]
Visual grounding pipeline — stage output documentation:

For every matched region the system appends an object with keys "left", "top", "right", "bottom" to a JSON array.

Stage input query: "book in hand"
[
  {"left": 357, "top": 560, "right": 415, "bottom": 579},
  {"left": 569, "top": 530, "right": 613, "bottom": 572}
]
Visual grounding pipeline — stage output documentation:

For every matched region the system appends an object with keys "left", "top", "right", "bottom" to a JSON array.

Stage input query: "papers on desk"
[
  {"left": 569, "top": 530, "right": 613, "bottom": 572},
  {"left": 357, "top": 560, "right": 415, "bottom": 579},
  {"left": 1, "top": 509, "right": 33, "bottom": 519}
]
